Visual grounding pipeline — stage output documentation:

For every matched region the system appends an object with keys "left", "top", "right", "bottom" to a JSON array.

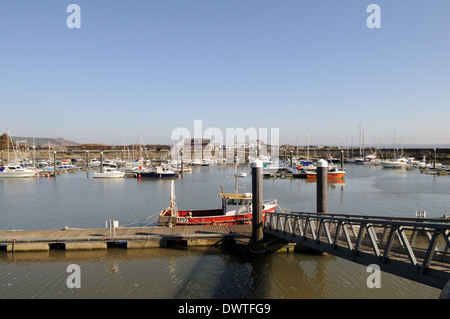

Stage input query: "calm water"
[{"left": 0, "top": 163, "right": 447, "bottom": 299}]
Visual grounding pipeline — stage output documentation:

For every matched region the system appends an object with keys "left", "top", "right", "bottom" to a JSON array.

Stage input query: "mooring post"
[
  {"left": 250, "top": 159, "right": 265, "bottom": 254},
  {"left": 341, "top": 150, "right": 344, "bottom": 170},
  {"left": 434, "top": 148, "right": 437, "bottom": 169},
  {"left": 317, "top": 159, "right": 328, "bottom": 213}
]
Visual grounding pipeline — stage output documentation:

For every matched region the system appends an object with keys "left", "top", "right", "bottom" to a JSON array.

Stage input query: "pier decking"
[{"left": 0, "top": 225, "right": 253, "bottom": 252}]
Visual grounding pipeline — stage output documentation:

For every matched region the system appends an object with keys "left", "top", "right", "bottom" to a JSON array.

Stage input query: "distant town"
[{"left": 2, "top": 132, "right": 450, "bottom": 164}]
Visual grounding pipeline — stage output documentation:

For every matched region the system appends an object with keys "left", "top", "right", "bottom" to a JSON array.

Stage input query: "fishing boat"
[
  {"left": 93, "top": 167, "right": 125, "bottom": 178},
  {"left": 157, "top": 174, "right": 278, "bottom": 226},
  {"left": 0, "top": 164, "right": 36, "bottom": 178}
]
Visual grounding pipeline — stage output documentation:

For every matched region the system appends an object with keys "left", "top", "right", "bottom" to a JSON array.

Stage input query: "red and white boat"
[{"left": 158, "top": 175, "right": 277, "bottom": 227}]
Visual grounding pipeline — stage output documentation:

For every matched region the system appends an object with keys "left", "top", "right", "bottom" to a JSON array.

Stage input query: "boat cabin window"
[{"left": 227, "top": 198, "right": 251, "bottom": 206}]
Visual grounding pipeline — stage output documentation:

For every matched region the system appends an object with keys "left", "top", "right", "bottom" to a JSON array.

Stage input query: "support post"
[
  {"left": 434, "top": 148, "right": 436, "bottom": 169},
  {"left": 317, "top": 159, "right": 328, "bottom": 213},
  {"left": 250, "top": 159, "right": 265, "bottom": 254}
]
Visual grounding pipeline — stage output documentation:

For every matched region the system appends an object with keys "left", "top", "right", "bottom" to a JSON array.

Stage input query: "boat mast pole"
[{"left": 7, "top": 129, "right": 9, "bottom": 164}]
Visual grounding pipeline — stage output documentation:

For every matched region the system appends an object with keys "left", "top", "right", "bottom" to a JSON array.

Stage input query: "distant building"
[{"left": 183, "top": 138, "right": 211, "bottom": 151}]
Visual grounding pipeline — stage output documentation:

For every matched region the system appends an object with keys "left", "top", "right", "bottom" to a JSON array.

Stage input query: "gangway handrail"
[{"left": 264, "top": 211, "right": 450, "bottom": 289}]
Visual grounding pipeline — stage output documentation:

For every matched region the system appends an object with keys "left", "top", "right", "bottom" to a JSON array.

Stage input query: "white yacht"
[
  {"left": 93, "top": 167, "right": 125, "bottom": 178},
  {"left": 381, "top": 157, "right": 414, "bottom": 169},
  {"left": 0, "top": 165, "right": 36, "bottom": 178}
]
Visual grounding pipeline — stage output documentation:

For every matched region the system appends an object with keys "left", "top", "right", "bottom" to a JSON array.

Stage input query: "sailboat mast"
[
  {"left": 7, "top": 129, "right": 10, "bottom": 164},
  {"left": 359, "top": 123, "right": 362, "bottom": 157},
  {"left": 306, "top": 129, "right": 310, "bottom": 161}
]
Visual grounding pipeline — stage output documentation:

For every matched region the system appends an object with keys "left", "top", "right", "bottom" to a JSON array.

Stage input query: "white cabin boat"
[
  {"left": 381, "top": 157, "right": 414, "bottom": 169},
  {"left": 0, "top": 165, "right": 36, "bottom": 178},
  {"left": 93, "top": 167, "right": 125, "bottom": 178}
]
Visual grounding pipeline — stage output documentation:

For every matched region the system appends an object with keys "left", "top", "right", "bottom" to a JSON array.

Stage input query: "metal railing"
[{"left": 264, "top": 211, "right": 450, "bottom": 289}]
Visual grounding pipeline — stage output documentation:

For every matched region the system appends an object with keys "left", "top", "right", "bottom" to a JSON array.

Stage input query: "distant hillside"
[{"left": 10, "top": 136, "right": 80, "bottom": 147}]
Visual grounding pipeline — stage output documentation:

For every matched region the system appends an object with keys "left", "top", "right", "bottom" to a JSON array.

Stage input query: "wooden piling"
[{"left": 317, "top": 159, "right": 328, "bottom": 213}]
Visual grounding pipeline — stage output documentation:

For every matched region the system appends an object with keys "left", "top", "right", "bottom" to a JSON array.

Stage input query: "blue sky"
[{"left": 1, "top": 1, "right": 449, "bottom": 147}]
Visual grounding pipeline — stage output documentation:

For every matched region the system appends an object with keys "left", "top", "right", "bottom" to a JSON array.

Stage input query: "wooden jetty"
[{"left": 0, "top": 225, "right": 254, "bottom": 252}]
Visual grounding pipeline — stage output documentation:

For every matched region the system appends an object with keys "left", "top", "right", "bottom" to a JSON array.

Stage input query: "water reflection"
[{"left": 0, "top": 243, "right": 441, "bottom": 299}]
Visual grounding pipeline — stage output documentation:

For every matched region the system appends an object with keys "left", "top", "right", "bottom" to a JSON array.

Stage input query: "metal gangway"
[{"left": 264, "top": 211, "right": 450, "bottom": 289}]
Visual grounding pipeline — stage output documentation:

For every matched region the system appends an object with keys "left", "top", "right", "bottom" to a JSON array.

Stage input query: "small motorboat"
[{"left": 93, "top": 167, "right": 125, "bottom": 178}]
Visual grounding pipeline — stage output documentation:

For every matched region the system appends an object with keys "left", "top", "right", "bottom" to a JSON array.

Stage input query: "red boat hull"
[
  {"left": 306, "top": 172, "right": 345, "bottom": 179},
  {"left": 159, "top": 206, "right": 277, "bottom": 226}
]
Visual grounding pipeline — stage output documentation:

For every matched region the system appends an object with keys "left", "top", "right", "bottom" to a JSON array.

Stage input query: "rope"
[
  {"left": 121, "top": 210, "right": 162, "bottom": 227},
  {"left": 276, "top": 204, "right": 293, "bottom": 214}
]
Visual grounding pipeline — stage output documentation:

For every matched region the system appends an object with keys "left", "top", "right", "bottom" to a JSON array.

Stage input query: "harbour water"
[{"left": 0, "top": 163, "right": 447, "bottom": 299}]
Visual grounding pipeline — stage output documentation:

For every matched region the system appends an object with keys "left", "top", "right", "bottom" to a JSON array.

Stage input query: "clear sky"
[{"left": 1, "top": 1, "right": 449, "bottom": 147}]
